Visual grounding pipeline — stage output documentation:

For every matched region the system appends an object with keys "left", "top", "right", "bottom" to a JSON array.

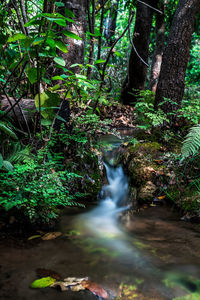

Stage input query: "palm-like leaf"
[{"left": 182, "top": 125, "right": 200, "bottom": 158}]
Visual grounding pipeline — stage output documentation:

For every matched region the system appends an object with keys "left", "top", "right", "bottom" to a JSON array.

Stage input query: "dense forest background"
[{"left": 0, "top": 0, "right": 200, "bottom": 226}]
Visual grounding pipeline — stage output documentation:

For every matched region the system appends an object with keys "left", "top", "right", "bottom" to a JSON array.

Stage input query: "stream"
[{"left": 1, "top": 134, "right": 200, "bottom": 299}]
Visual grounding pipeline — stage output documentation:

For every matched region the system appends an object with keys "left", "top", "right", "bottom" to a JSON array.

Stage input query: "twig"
[
  {"left": 0, "top": 93, "right": 26, "bottom": 120},
  {"left": 137, "top": 0, "right": 163, "bottom": 14},
  {"left": 3, "top": 57, "right": 24, "bottom": 90},
  {"left": 10, "top": 0, "right": 27, "bottom": 35},
  {"left": 19, "top": 0, "right": 29, "bottom": 35},
  {"left": 95, "top": 0, "right": 109, "bottom": 14},
  {"left": 128, "top": 13, "right": 149, "bottom": 67},
  {"left": 93, "top": 11, "right": 135, "bottom": 111},
  {"left": 10, "top": 62, "right": 28, "bottom": 95},
  {"left": 101, "top": 11, "right": 135, "bottom": 88}
]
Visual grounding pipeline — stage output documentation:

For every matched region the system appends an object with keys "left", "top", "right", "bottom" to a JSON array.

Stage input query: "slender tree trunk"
[
  {"left": 97, "top": 0, "right": 105, "bottom": 61},
  {"left": 121, "top": 0, "right": 156, "bottom": 105},
  {"left": 104, "top": 0, "right": 120, "bottom": 46},
  {"left": 149, "top": 1, "right": 165, "bottom": 92},
  {"left": 61, "top": 0, "right": 87, "bottom": 74},
  {"left": 87, "top": 0, "right": 95, "bottom": 79},
  {"left": 154, "top": 0, "right": 200, "bottom": 117}
]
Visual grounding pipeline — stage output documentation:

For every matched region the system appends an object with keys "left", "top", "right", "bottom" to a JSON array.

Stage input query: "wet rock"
[{"left": 138, "top": 181, "right": 157, "bottom": 202}]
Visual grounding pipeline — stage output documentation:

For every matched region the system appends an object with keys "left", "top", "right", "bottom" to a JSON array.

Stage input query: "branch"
[
  {"left": 95, "top": 0, "right": 109, "bottom": 14},
  {"left": 128, "top": 13, "right": 149, "bottom": 67},
  {"left": 137, "top": 0, "right": 163, "bottom": 14},
  {"left": 93, "top": 11, "right": 135, "bottom": 112},
  {"left": 101, "top": 11, "right": 135, "bottom": 87}
]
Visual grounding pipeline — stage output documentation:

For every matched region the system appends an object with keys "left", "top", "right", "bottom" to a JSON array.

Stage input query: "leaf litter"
[{"left": 30, "top": 271, "right": 110, "bottom": 299}]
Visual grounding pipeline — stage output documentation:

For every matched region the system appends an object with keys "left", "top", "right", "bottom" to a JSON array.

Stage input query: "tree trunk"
[
  {"left": 154, "top": 0, "right": 200, "bottom": 116},
  {"left": 87, "top": 0, "right": 95, "bottom": 79},
  {"left": 61, "top": 0, "right": 87, "bottom": 74},
  {"left": 104, "top": 0, "right": 120, "bottom": 46},
  {"left": 121, "top": 0, "right": 156, "bottom": 105},
  {"left": 149, "top": 1, "right": 165, "bottom": 92}
]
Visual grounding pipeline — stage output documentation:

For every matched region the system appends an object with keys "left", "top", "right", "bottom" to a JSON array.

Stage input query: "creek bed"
[{"left": 1, "top": 205, "right": 200, "bottom": 300}]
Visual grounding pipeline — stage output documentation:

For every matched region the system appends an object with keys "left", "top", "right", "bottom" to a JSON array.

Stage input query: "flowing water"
[{"left": 1, "top": 134, "right": 200, "bottom": 299}]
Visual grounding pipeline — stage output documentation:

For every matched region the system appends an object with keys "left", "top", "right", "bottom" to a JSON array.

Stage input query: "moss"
[{"left": 132, "top": 142, "right": 161, "bottom": 156}]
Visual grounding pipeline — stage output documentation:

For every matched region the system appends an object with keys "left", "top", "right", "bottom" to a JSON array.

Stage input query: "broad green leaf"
[
  {"left": 24, "top": 19, "right": 43, "bottom": 27},
  {"left": 49, "top": 84, "right": 60, "bottom": 91},
  {"left": 65, "top": 8, "right": 75, "bottom": 18},
  {"left": 7, "top": 33, "right": 27, "bottom": 43},
  {"left": 55, "top": 41, "right": 68, "bottom": 53},
  {"left": 62, "top": 30, "right": 82, "bottom": 40},
  {"left": 3, "top": 161, "right": 14, "bottom": 171},
  {"left": 56, "top": 115, "right": 66, "bottom": 123},
  {"left": 0, "top": 122, "right": 18, "bottom": 140},
  {"left": 53, "top": 19, "right": 66, "bottom": 26},
  {"left": 27, "top": 68, "right": 37, "bottom": 84},
  {"left": 54, "top": 57, "right": 66, "bottom": 66},
  {"left": 32, "top": 37, "right": 45, "bottom": 45},
  {"left": 24, "top": 37, "right": 34, "bottom": 49},
  {"left": 55, "top": 1, "right": 64, "bottom": 7},
  {"left": 46, "top": 38, "right": 56, "bottom": 48},
  {"left": 70, "top": 63, "right": 83, "bottom": 68},
  {"left": 94, "top": 59, "right": 106, "bottom": 64},
  {"left": 114, "top": 51, "right": 123, "bottom": 57},
  {"left": 75, "top": 74, "right": 87, "bottom": 80},
  {"left": 0, "top": 154, "right": 3, "bottom": 168},
  {"left": 35, "top": 91, "right": 60, "bottom": 119},
  {"left": 41, "top": 119, "right": 52, "bottom": 126},
  {"left": 51, "top": 75, "right": 65, "bottom": 81},
  {"left": 30, "top": 277, "right": 56, "bottom": 288}
]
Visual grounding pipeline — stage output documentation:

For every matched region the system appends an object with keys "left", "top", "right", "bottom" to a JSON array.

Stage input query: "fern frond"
[{"left": 182, "top": 125, "right": 200, "bottom": 158}]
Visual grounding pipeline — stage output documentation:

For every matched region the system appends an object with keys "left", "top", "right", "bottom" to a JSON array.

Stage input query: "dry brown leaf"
[
  {"left": 157, "top": 195, "right": 166, "bottom": 200},
  {"left": 36, "top": 268, "right": 61, "bottom": 280},
  {"left": 71, "top": 284, "right": 85, "bottom": 292},
  {"left": 41, "top": 232, "right": 62, "bottom": 240},
  {"left": 64, "top": 277, "right": 88, "bottom": 285},
  {"left": 51, "top": 281, "right": 68, "bottom": 291},
  {"left": 81, "top": 280, "right": 108, "bottom": 299}
]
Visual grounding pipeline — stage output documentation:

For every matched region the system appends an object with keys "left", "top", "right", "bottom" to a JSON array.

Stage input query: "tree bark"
[
  {"left": 104, "top": 0, "right": 120, "bottom": 46},
  {"left": 121, "top": 0, "right": 156, "bottom": 105},
  {"left": 87, "top": 0, "right": 95, "bottom": 79},
  {"left": 154, "top": 0, "right": 200, "bottom": 116},
  {"left": 149, "top": 1, "right": 165, "bottom": 92},
  {"left": 61, "top": 0, "right": 87, "bottom": 74}
]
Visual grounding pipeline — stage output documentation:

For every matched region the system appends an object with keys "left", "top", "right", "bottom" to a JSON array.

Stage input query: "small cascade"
[
  {"left": 77, "top": 138, "right": 132, "bottom": 245},
  {"left": 99, "top": 162, "right": 129, "bottom": 210}
]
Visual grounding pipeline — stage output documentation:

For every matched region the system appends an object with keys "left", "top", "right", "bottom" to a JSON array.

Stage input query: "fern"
[{"left": 182, "top": 125, "right": 200, "bottom": 158}]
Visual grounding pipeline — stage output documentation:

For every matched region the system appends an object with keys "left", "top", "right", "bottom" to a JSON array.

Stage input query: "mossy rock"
[{"left": 132, "top": 142, "right": 161, "bottom": 158}]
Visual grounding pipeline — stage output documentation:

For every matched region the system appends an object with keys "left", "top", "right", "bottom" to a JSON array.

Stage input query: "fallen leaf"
[
  {"left": 154, "top": 160, "right": 163, "bottom": 165},
  {"left": 30, "top": 276, "right": 56, "bottom": 288},
  {"left": 41, "top": 232, "right": 62, "bottom": 240},
  {"left": 51, "top": 281, "right": 69, "bottom": 291},
  {"left": 51, "top": 277, "right": 88, "bottom": 292},
  {"left": 28, "top": 235, "right": 41, "bottom": 241},
  {"left": 64, "top": 277, "right": 88, "bottom": 286},
  {"left": 81, "top": 280, "right": 108, "bottom": 299},
  {"left": 157, "top": 195, "right": 166, "bottom": 200},
  {"left": 71, "top": 284, "right": 85, "bottom": 292},
  {"left": 36, "top": 268, "right": 61, "bottom": 280}
]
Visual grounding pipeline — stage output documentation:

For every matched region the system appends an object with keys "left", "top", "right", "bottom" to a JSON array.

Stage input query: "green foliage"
[
  {"left": 179, "top": 87, "right": 200, "bottom": 124},
  {"left": 181, "top": 125, "right": 200, "bottom": 159},
  {"left": 134, "top": 90, "right": 169, "bottom": 129},
  {"left": 0, "top": 156, "right": 83, "bottom": 223},
  {"left": 186, "top": 33, "right": 200, "bottom": 85},
  {"left": 30, "top": 277, "right": 56, "bottom": 289}
]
